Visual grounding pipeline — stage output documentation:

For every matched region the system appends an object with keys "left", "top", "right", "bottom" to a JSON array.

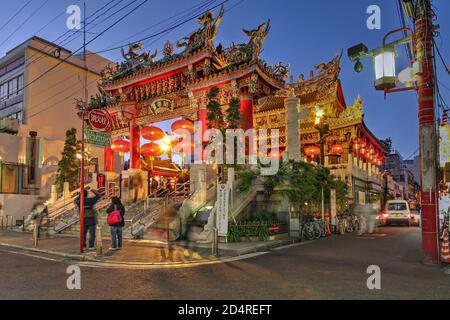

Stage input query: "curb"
[
  {"left": 0, "top": 237, "right": 303, "bottom": 267},
  {"left": 231, "top": 238, "right": 298, "bottom": 256},
  {"left": 0, "top": 242, "right": 97, "bottom": 262}
]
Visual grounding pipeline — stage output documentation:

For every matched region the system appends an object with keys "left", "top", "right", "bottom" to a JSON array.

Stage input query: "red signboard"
[{"left": 88, "top": 109, "right": 110, "bottom": 131}]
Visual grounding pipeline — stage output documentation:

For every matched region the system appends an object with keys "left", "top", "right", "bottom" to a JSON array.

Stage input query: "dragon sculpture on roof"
[
  {"left": 176, "top": 4, "right": 225, "bottom": 54},
  {"left": 221, "top": 19, "right": 271, "bottom": 66}
]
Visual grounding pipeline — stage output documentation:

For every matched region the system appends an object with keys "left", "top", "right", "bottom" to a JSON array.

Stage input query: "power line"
[
  {"left": 0, "top": 0, "right": 33, "bottom": 33},
  {"left": 21, "top": 0, "right": 218, "bottom": 107},
  {"left": 27, "top": 0, "right": 244, "bottom": 120},
  {"left": 23, "top": 0, "right": 123, "bottom": 70},
  {"left": 33, "top": 0, "right": 83, "bottom": 36},
  {"left": 95, "top": 0, "right": 217, "bottom": 57},
  {"left": 26, "top": 0, "right": 220, "bottom": 117},
  {"left": 0, "top": 0, "right": 149, "bottom": 105},
  {"left": 0, "top": 0, "right": 50, "bottom": 50},
  {"left": 56, "top": 0, "right": 126, "bottom": 48},
  {"left": 93, "top": 0, "right": 230, "bottom": 55},
  {"left": 434, "top": 40, "right": 450, "bottom": 75},
  {"left": 21, "top": 0, "right": 150, "bottom": 99},
  {"left": 16, "top": 0, "right": 121, "bottom": 72}
]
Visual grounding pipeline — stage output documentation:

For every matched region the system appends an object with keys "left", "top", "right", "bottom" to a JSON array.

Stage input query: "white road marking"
[
  {"left": 0, "top": 246, "right": 269, "bottom": 270},
  {"left": 0, "top": 248, "right": 62, "bottom": 262}
]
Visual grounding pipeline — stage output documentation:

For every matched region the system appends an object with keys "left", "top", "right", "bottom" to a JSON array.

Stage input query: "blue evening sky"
[{"left": 0, "top": 0, "right": 449, "bottom": 159}]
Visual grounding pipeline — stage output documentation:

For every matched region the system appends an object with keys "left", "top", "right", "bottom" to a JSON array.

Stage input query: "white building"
[{"left": 0, "top": 36, "right": 116, "bottom": 225}]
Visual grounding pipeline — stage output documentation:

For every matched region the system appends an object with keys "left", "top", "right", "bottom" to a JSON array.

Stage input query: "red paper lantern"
[
  {"left": 111, "top": 139, "right": 130, "bottom": 153},
  {"left": 141, "top": 142, "right": 163, "bottom": 157},
  {"left": 331, "top": 143, "right": 344, "bottom": 155},
  {"left": 142, "top": 125, "right": 164, "bottom": 141},
  {"left": 171, "top": 119, "right": 194, "bottom": 134},
  {"left": 171, "top": 138, "right": 195, "bottom": 153},
  {"left": 304, "top": 146, "right": 320, "bottom": 157}
]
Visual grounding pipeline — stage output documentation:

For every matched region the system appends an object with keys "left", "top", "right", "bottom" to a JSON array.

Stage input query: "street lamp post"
[
  {"left": 314, "top": 107, "right": 330, "bottom": 224},
  {"left": 347, "top": 0, "right": 439, "bottom": 263}
]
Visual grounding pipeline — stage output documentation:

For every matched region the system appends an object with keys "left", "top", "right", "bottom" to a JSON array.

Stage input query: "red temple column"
[
  {"left": 197, "top": 106, "right": 208, "bottom": 161},
  {"left": 198, "top": 106, "right": 208, "bottom": 135},
  {"left": 104, "top": 146, "right": 114, "bottom": 172},
  {"left": 240, "top": 96, "right": 253, "bottom": 130},
  {"left": 130, "top": 124, "right": 141, "bottom": 169}
]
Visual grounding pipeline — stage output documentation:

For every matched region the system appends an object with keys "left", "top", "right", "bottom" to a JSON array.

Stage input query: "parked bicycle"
[{"left": 299, "top": 214, "right": 326, "bottom": 241}]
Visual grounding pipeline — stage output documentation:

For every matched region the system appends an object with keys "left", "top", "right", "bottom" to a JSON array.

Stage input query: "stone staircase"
[{"left": 123, "top": 182, "right": 191, "bottom": 239}]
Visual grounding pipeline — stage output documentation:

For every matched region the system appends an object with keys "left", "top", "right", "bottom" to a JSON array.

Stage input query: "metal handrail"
[{"left": 126, "top": 182, "right": 191, "bottom": 237}]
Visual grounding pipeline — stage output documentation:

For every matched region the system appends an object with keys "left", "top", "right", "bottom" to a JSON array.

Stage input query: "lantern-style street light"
[
  {"left": 347, "top": 28, "right": 416, "bottom": 94},
  {"left": 347, "top": 1, "right": 441, "bottom": 264},
  {"left": 373, "top": 46, "right": 397, "bottom": 91}
]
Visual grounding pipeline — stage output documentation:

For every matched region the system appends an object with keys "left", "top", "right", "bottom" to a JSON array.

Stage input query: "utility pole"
[
  {"left": 415, "top": 0, "right": 439, "bottom": 264},
  {"left": 79, "top": 1, "right": 87, "bottom": 253}
]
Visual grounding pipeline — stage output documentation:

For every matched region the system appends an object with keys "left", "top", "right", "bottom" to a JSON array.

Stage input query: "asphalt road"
[{"left": 1, "top": 226, "right": 449, "bottom": 300}]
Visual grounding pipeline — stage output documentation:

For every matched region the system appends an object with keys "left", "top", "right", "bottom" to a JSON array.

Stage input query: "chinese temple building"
[
  {"left": 87, "top": 4, "right": 386, "bottom": 205},
  {"left": 254, "top": 54, "right": 386, "bottom": 204}
]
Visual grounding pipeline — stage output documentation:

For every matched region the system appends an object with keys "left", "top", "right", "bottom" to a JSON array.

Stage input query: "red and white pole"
[
  {"left": 79, "top": 111, "right": 85, "bottom": 253},
  {"left": 80, "top": 1, "right": 87, "bottom": 254},
  {"left": 416, "top": 0, "right": 440, "bottom": 264}
]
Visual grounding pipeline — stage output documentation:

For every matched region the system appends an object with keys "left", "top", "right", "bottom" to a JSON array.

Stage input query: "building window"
[
  {"left": 17, "top": 74, "right": 24, "bottom": 94},
  {"left": 0, "top": 74, "right": 24, "bottom": 99},
  {"left": 8, "top": 79, "right": 17, "bottom": 96},
  {"left": 0, "top": 82, "right": 7, "bottom": 99}
]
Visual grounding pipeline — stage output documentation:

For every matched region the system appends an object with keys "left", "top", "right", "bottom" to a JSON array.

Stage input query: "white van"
[{"left": 382, "top": 200, "right": 411, "bottom": 226}]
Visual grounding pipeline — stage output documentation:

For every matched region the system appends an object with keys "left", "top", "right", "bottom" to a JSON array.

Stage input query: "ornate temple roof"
[
  {"left": 98, "top": 5, "right": 286, "bottom": 92},
  {"left": 256, "top": 53, "right": 345, "bottom": 114}
]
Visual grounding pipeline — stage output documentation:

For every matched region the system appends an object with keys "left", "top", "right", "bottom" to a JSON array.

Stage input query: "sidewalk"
[{"left": 0, "top": 230, "right": 297, "bottom": 265}]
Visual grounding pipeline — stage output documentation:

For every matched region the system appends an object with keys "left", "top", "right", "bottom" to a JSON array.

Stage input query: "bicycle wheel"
[
  {"left": 313, "top": 223, "right": 322, "bottom": 239},
  {"left": 305, "top": 224, "right": 314, "bottom": 240}
]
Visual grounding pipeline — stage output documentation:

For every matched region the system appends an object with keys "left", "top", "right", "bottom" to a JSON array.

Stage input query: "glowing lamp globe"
[
  {"left": 171, "top": 119, "right": 194, "bottom": 134},
  {"left": 141, "top": 125, "right": 164, "bottom": 141},
  {"left": 141, "top": 142, "right": 163, "bottom": 157},
  {"left": 373, "top": 47, "right": 396, "bottom": 91},
  {"left": 304, "top": 146, "right": 320, "bottom": 157},
  {"left": 331, "top": 144, "right": 344, "bottom": 155},
  {"left": 111, "top": 140, "right": 130, "bottom": 153}
]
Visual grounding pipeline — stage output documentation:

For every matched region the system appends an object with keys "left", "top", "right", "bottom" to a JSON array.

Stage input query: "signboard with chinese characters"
[
  {"left": 88, "top": 109, "right": 110, "bottom": 131},
  {"left": 84, "top": 129, "right": 111, "bottom": 147},
  {"left": 216, "top": 184, "right": 229, "bottom": 237}
]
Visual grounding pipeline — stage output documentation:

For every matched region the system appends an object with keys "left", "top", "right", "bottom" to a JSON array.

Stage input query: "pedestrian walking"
[
  {"left": 106, "top": 197, "right": 125, "bottom": 251},
  {"left": 29, "top": 200, "right": 48, "bottom": 238},
  {"left": 74, "top": 189, "right": 101, "bottom": 251},
  {"left": 157, "top": 202, "right": 182, "bottom": 261}
]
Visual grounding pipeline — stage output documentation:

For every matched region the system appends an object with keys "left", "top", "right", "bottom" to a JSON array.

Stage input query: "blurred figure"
[
  {"left": 354, "top": 202, "right": 377, "bottom": 235},
  {"left": 30, "top": 200, "right": 48, "bottom": 238},
  {"left": 74, "top": 189, "right": 101, "bottom": 251},
  {"left": 157, "top": 202, "right": 182, "bottom": 261}
]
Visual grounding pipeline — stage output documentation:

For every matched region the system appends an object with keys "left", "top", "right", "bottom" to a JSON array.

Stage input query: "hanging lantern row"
[
  {"left": 171, "top": 119, "right": 194, "bottom": 134},
  {"left": 331, "top": 143, "right": 344, "bottom": 155},
  {"left": 141, "top": 142, "right": 163, "bottom": 157},
  {"left": 111, "top": 139, "right": 130, "bottom": 153},
  {"left": 141, "top": 125, "right": 165, "bottom": 141},
  {"left": 350, "top": 138, "right": 386, "bottom": 167},
  {"left": 304, "top": 146, "right": 320, "bottom": 157}
]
